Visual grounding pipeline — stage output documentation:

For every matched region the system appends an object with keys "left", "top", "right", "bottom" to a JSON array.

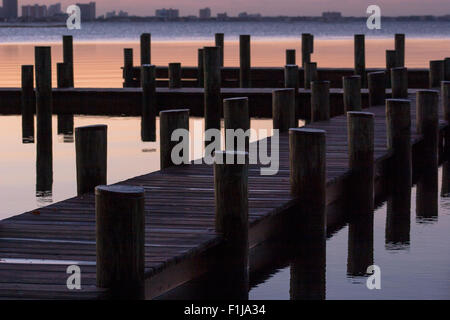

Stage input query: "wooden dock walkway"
[{"left": 0, "top": 92, "right": 447, "bottom": 299}]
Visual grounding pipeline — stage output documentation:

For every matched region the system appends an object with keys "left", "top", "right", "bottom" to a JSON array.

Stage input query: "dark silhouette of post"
[
  {"left": 385, "top": 50, "right": 397, "bottom": 88},
  {"left": 215, "top": 33, "right": 224, "bottom": 67},
  {"left": 239, "top": 35, "right": 251, "bottom": 88},
  {"left": 304, "top": 62, "right": 317, "bottom": 90},
  {"left": 223, "top": 97, "right": 250, "bottom": 152},
  {"left": 289, "top": 128, "right": 326, "bottom": 300},
  {"left": 141, "top": 64, "right": 157, "bottom": 142},
  {"left": 273, "top": 88, "right": 296, "bottom": 132},
  {"left": 197, "top": 48, "right": 204, "bottom": 87},
  {"left": 140, "top": 33, "right": 151, "bottom": 65},
  {"left": 214, "top": 150, "right": 249, "bottom": 300},
  {"left": 311, "top": 80, "right": 330, "bottom": 121},
  {"left": 159, "top": 109, "right": 189, "bottom": 169},
  {"left": 286, "top": 49, "right": 296, "bottom": 65},
  {"left": 123, "top": 48, "right": 133, "bottom": 87},
  {"left": 169, "top": 62, "right": 182, "bottom": 89},
  {"left": 96, "top": 185, "right": 145, "bottom": 299},
  {"left": 56, "top": 62, "right": 74, "bottom": 137},
  {"left": 343, "top": 75, "right": 362, "bottom": 112},
  {"left": 443, "top": 82, "right": 450, "bottom": 196},
  {"left": 301, "top": 33, "right": 313, "bottom": 68},
  {"left": 35, "top": 46, "right": 53, "bottom": 192},
  {"left": 203, "top": 46, "right": 221, "bottom": 136},
  {"left": 62, "top": 35, "right": 74, "bottom": 87},
  {"left": 391, "top": 67, "right": 408, "bottom": 99},
  {"left": 395, "top": 34, "right": 405, "bottom": 67},
  {"left": 429, "top": 60, "right": 444, "bottom": 88},
  {"left": 21, "top": 65, "right": 35, "bottom": 143},
  {"left": 385, "top": 99, "right": 412, "bottom": 246},
  {"left": 75, "top": 125, "right": 107, "bottom": 195},
  {"left": 347, "top": 111, "right": 375, "bottom": 216},
  {"left": 354, "top": 34, "right": 366, "bottom": 87},
  {"left": 284, "top": 64, "right": 299, "bottom": 122},
  {"left": 444, "top": 57, "right": 450, "bottom": 81},
  {"left": 368, "top": 71, "right": 385, "bottom": 107},
  {"left": 416, "top": 90, "right": 439, "bottom": 220}
]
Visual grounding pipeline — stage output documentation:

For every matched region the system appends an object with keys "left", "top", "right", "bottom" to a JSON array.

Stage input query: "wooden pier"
[{"left": 0, "top": 91, "right": 447, "bottom": 299}]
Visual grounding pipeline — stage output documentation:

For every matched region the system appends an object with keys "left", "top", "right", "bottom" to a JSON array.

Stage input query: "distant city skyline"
[{"left": 12, "top": 0, "right": 450, "bottom": 17}]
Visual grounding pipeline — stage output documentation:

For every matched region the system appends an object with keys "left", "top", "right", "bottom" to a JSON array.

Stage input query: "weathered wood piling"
[
  {"left": 75, "top": 125, "right": 107, "bottom": 195},
  {"left": 301, "top": 33, "right": 313, "bottom": 68},
  {"left": 416, "top": 90, "right": 439, "bottom": 217},
  {"left": 304, "top": 61, "right": 317, "bottom": 90},
  {"left": 444, "top": 57, "right": 450, "bottom": 81},
  {"left": 342, "top": 75, "right": 362, "bottom": 112},
  {"left": 368, "top": 71, "right": 385, "bottom": 106},
  {"left": 289, "top": 127, "right": 326, "bottom": 300},
  {"left": 62, "top": 35, "right": 74, "bottom": 87},
  {"left": 272, "top": 88, "right": 296, "bottom": 132},
  {"left": 204, "top": 47, "right": 221, "bottom": 133},
  {"left": 123, "top": 48, "right": 134, "bottom": 87},
  {"left": 214, "top": 150, "right": 249, "bottom": 299},
  {"left": 395, "top": 34, "right": 405, "bottom": 68},
  {"left": 21, "top": 65, "right": 34, "bottom": 143},
  {"left": 311, "top": 80, "right": 330, "bottom": 121},
  {"left": 159, "top": 109, "right": 190, "bottom": 169},
  {"left": 215, "top": 33, "right": 224, "bottom": 67},
  {"left": 386, "top": 49, "right": 397, "bottom": 88},
  {"left": 95, "top": 185, "right": 145, "bottom": 299},
  {"left": 35, "top": 46, "right": 53, "bottom": 191},
  {"left": 140, "top": 33, "right": 151, "bottom": 65},
  {"left": 169, "top": 62, "right": 182, "bottom": 89},
  {"left": 141, "top": 64, "right": 157, "bottom": 142},
  {"left": 223, "top": 97, "right": 250, "bottom": 152},
  {"left": 286, "top": 49, "right": 296, "bottom": 65},
  {"left": 284, "top": 64, "right": 299, "bottom": 120},
  {"left": 429, "top": 60, "right": 444, "bottom": 88},
  {"left": 391, "top": 67, "right": 408, "bottom": 99},
  {"left": 354, "top": 34, "right": 366, "bottom": 87},
  {"left": 239, "top": 35, "right": 251, "bottom": 88},
  {"left": 197, "top": 48, "right": 204, "bottom": 87}
]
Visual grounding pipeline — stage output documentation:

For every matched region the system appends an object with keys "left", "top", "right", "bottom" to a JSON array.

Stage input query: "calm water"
[{"left": 1, "top": 20, "right": 450, "bottom": 43}]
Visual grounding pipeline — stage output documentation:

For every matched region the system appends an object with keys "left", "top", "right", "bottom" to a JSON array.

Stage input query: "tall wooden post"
[
  {"left": 96, "top": 185, "right": 145, "bottom": 299},
  {"left": 289, "top": 127, "right": 326, "bottom": 300},
  {"left": 223, "top": 97, "right": 250, "bottom": 152},
  {"left": 304, "top": 62, "right": 317, "bottom": 90},
  {"left": 203, "top": 46, "right": 221, "bottom": 132},
  {"left": 444, "top": 57, "right": 450, "bottom": 81},
  {"left": 301, "top": 33, "right": 313, "bottom": 68},
  {"left": 75, "top": 125, "right": 107, "bottom": 195},
  {"left": 286, "top": 49, "right": 296, "bottom": 65},
  {"left": 368, "top": 71, "right": 385, "bottom": 107},
  {"left": 215, "top": 33, "right": 224, "bottom": 67},
  {"left": 239, "top": 35, "right": 251, "bottom": 88},
  {"left": 214, "top": 150, "right": 249, "bottom": 300},
  {"left": 21, "top": 65, "right": 35, "bottom": 143},
  {"left": 343, "top": 75, "right": 362, "bottom": 112},
  {"left": 159, "top": 109, "right": 190, "bottom": 169},
  {"left": 416, "top": 90, "right": 439, "bottom": 218},
  {"left": 169, "top": 62, "right": 182, "bottom": 89},
  {"left": 311, "top": 80, "right": 330, "bottom": 121},
  {"left": 347, "top": 111, "right": 375, "bottom": 215},
  {"left": 35, "top": 46, "right": 53, "bottom": 192},
  {"left": 284, "top": 64, "right": 299, "bottom": 121},
  {"left": 140, "top": 33, "right": 151, "bottom": 65},
  {"left": 395, "top": 34, "right": 405, "bottom": 67},
  {"left": 354, "top": 34, "right": 366, "bottom": 87},
  {"left": 62, "top": 35, "right": 74, "bottom": 87},
  {"left": 198, "top": 48, "right": 204, "bottom": 87},
  {"left": 141, "top": 64, "right": 156, "bottom": 142},
  {"left": 123, "top": 48, "right": 134, "bottom": 87},
  {"left": 273, "top": 88, "right": 296, "bottom": 132},
  {"left": 429, "top": 60, "right": 444, "bottom": 88},
  {"left": 391, "top": 67, "right": 408, "bottom": 99},
  {"left": 385, "top": 49, "right": 397, "bottom": 88}
]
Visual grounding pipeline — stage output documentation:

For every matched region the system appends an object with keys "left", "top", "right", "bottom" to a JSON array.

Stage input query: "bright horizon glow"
[{"left": 14, "top": 0, "right": 450, "bottom": 17}]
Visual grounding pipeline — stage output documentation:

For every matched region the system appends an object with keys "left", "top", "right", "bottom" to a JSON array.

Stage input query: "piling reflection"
[
  {"left": 347, "top": 211, "right": 374, "bottom": 276},
  {"left": 416, "top": 165, "right": 439, "bottom": 222},
  {"left": 385, "top": 192, "right": 411, "bottom": 249},
  {"left": 442, "top": 161, "right": 450, "bottom": 197},
  {"left": 57, "top": 115, "right": 74, "bottom": 143}
]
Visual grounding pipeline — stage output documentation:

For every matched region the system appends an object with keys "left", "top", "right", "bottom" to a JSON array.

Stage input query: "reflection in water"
[
  {"left": 385, "top": 194, "right": 411, "bottom": 250},
  {"left": 416, "top": 164, "right": 439, "bottom": 222},
  {"left": 35, "top": 190, "right": 53, "bottom": 207},
  {"left": 57, "top": 114, "right": 74, "bottom": 143},
  {"left": 442, "top": 161, "right": 450, "bottom": 197},
  {"left": 22, "top": 118, "right": 34, "bottom": 144},
  {"left": 347, "top": 212, "right": 374, "bottom": 277}
]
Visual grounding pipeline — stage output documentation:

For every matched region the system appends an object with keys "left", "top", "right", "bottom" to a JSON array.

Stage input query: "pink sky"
[{"left": 17, "top": 0, "right": 450, "bottom": 16}]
